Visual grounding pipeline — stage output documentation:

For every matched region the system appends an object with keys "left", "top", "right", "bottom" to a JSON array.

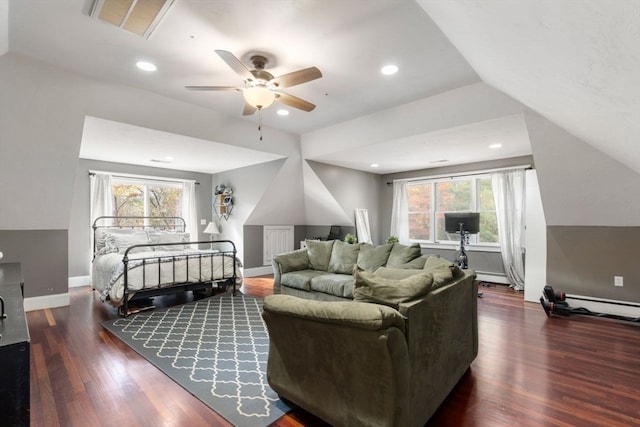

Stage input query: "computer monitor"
[
  {"left": 328, "top": 225, "right": 341, "bottom": 240},
  {"left": 444, "top": 212, "right": 480, "bottom": 234}
]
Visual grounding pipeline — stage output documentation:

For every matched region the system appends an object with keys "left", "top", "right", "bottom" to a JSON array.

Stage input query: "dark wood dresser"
[{"left": 0, "top": 262, "right": 30, "bottom": 426}]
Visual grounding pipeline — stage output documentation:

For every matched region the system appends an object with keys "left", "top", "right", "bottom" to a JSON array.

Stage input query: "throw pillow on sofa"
[
  {"left": 353, "top": 268, "right": 434, "bottom": 309},
  {"left": 385, "top": 242, "right": 422, "bottom": 268},
  {"left": 356, "top": 243, "right": 393, "bottom": 272},
  {"left": 328, "top": 240, "right": 361, "bottom": 274},
  {"left": 424, "top": 256, "right": 463, "bottom": 277},
  {"left": 306, "top": 239, "right": 335, "bottom": 271},
  {"left": 275, "top": 248, "right": 310, "bottom": 273}
]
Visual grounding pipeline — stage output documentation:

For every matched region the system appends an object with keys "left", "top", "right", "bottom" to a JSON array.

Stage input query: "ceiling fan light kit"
[{"left": 186, "top": 50, "right": 322, "bottom": 115}]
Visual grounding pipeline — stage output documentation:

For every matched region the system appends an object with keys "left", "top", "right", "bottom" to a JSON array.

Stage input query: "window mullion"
[{"left": 430, "top": 182, "right": 435, "bottom": 242}]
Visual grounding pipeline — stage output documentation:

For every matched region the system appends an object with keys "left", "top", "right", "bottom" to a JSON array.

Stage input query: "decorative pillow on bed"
[
  {"left": 95, "top": 228, "right": 138, "bottom": 253},
  {"left": 109, "top": 231, "right": 151, "bottom": 254},
  {"left": 148, "top": 232, "right": 191, "bottom": 251}
]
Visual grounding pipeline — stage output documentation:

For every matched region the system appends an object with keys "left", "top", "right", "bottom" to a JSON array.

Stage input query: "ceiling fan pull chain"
[{"left": 258, "top": 109, "right": 263, "bottom": 141}]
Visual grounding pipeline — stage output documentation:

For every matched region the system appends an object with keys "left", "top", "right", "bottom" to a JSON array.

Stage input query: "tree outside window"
[
  {"left": 111, "top": 179, "right": 182, "bottom": 228},
  {"left": 406, "top": 175, "right": 499, "bottom": 245}
]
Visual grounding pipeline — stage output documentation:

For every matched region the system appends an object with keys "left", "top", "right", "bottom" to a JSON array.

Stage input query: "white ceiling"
[{"left": 6, "top": 0, "right": 638, "bottom": 175}]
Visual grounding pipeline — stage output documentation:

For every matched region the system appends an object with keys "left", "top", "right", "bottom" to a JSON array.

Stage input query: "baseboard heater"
[{"left": 540, "top": 285, "right": 640, "bottom": 323}]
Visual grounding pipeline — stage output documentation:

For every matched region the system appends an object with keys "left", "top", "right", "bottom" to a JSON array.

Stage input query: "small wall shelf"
[{"left": 214, "top": 185, "right": 233, "bottom": 220}]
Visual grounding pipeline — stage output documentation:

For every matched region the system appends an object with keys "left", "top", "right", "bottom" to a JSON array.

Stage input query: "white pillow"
[
  {"left": 110, "top": 231, "right": 150, "bottom": 254},
  {"left": 148, "top": 232, "right": 191, "bottom": 251},
  {"left": 95, "top": 228, "right": 138, "bottom": 252}
]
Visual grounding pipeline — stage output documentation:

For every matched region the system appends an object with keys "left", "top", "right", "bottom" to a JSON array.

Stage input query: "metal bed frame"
[{"left": 92, "top": 216, "right": 238, "bottom": 317}]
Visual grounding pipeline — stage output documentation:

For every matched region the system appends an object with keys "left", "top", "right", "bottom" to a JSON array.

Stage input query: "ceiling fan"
[{"left": 186, "top": 50, "right": 322, "bottom": 116}]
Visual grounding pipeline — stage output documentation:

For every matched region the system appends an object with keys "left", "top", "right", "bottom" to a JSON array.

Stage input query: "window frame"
[
  {"left": 407, "top": 174, "right": 500, "bottom": 248},
  {"left": 111, "top": 176, "right": 183, "bottom": 225}
]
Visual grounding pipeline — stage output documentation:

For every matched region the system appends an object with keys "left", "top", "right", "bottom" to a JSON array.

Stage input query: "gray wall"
[
  {"left": 547, "top": 226, "right": 640, "bottom": 303},
  {"left": 0, "top": 230, "right": 67, "bottom": 298},
  {"left": 69, "top": 159, "right": 213, "bottom": 278}
]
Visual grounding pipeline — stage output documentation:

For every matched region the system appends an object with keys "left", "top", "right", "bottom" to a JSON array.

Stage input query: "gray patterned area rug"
[{"left": 101, "top": 292, "right": 290, "bottom": 427}]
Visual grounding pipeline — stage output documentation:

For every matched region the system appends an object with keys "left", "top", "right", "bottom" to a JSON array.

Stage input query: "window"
[
  {"left": 111, "top": 177, "right": 183, "bottom": 228},
  {"left": 407, "top": 175, "right": 499, "bottom": 245}
]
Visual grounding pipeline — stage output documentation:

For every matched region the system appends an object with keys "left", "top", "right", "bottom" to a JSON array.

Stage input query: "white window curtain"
[
  {"left": 491, "top": 169, "right": 526, "bottom": 291},
  {"left": 181, "top": 181, "right": 198, "bottom": 244},
  {"left": 355, "top": 208, "right": 373, "bottom": 244},
  {"left": 90, "top": 173, "right": 113, "bottom": 225},
  {"left": 390, "top": 181, "right": 410, "bottom": 244}
]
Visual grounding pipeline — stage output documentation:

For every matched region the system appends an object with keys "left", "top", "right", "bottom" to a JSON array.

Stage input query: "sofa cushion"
[
  {"left": 424, "top": 256, "right": 463, "bottom": 278},
  {"left": 353, "top": 268, "right": 434, "bottom": 309},
  {"left": 275, "top": 249, "right": 310, "bottom": 273},
  {"left": 356, "top": 243, "right": 393, "bottom": 272},
  {"left": 328, "top": 240, "right": 361, "bottom": 274},
  {"left": 281, "top": 270, "right": 328, "bottom": 291},
  {"left": 385, "top": 243, "right": 422, "bottom": 268},
  {"left": 396, "top": 255, "right": 427, "bottom": 269},
  {"left": 306, "top": 240, "right": 335, "bottom": 271},
  {"left": 373, "top": 267, "right": 425, "bottom": 280},
  {"left": 310, "top": 273, "right": 355, "bottom": 299}
]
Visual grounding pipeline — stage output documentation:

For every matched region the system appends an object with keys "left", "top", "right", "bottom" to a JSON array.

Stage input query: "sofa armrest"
[
  {"left": 264, "top": 294, "right": 405, "bottom": 332},
  {"left": 271, "top": 258, "right": 283, "bottom": 287},
  {"left": 262, "top": 294, "right": 410, "bottom": 426},
  {"left": 397, "top": 270, "right": 478, "bottom": 426}
]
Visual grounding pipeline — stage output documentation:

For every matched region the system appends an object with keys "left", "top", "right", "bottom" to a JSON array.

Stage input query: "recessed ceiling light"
[
  {"left": 277, "top": 109, "right": 289, "bottom": 116},
  {"left": 371, "top": 163, "right": 380, "bottom": 168},
  {"left": 381, "top": 64, "right": 399, "bottom": 75},
  {"left": 136, "top": 61, "right": 157, "bottom": 72},
  {"left": 489, "top": 143, "right": 502, "bottom": 149}
]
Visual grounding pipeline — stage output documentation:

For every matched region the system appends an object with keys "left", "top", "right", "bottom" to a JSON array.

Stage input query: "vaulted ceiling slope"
[{"left": 418, "top": 0, "right": 640, "bottom": 173}]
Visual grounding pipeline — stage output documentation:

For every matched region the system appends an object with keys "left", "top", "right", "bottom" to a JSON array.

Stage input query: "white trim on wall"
[
  {"left": 243, "top": 266, "right": 273, "bottom": 277},
  {"left": 24, "top": 293, "right": 70, "bottom": 312},
  {"left": 69, "top": 275, "right": 91, "bottom": 287}
]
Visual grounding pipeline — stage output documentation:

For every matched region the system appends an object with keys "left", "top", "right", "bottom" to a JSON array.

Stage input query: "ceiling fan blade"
[
  {"left": 271, "top": 67, "right": 322, "bottom": 88},
  {"left": 242, "top": 103, "right": 257, "bottom": 116},
  {"left": 215, "top": 50, "right": 255, "bottom": 82},
  {"left": 274, "top": 92, "right": 316, "bottom": 112},
  {"left": 185, "top": 85, "right": 241, "bottom": 91}
]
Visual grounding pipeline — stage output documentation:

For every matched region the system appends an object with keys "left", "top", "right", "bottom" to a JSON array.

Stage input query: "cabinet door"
[{"left": 263, "top": 226, "right": 294, "bottom": 265}]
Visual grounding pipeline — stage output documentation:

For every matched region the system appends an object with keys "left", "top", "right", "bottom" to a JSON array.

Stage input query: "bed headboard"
[{"left": 92, "top": 216, "right": 187, "bottom": 255}]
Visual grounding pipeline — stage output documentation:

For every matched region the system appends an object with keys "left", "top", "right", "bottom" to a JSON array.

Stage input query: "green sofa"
[
  {"left": 271, "top": 240, "right": 433, "bottom": 301},
  {"left": 264, "top": 240, "right": 479, "bottom": 426}
]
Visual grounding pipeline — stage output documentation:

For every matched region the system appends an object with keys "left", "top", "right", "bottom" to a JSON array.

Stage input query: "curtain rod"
[
  {"left": 385, "top": 165, "right": 532, "bottom": 186},
  {"left": 89, "top": 170, "right": 200, "bottom": 185}
]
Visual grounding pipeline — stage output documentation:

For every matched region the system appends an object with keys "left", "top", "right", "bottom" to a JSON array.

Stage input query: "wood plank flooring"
[{"left": 27, "top": 278, "right": 640, "bottom": 426}]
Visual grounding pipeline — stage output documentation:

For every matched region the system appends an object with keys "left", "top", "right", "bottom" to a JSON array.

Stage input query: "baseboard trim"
[
  {"left": 69, "top": 275, "right": 91, "bottom": 288},
  {"left": 24, "top": 292, "right": 70, "bottom": 312},
  {"left": 565, "top": 294, "right": 640, "bottom": 319},
  {"left": 243, "top": 266, "right": 273, "bottom": 277},
  {"left": 476, "top": 273, "right": 511, "bottom": 285}
]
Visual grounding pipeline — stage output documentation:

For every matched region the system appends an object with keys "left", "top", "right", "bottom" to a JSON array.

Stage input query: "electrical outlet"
[
  {"left": 614, "top": 276, "right": 624, "bottom": 287},
  {"left": 200, "top": 219, "right": 207, "bottom": 225}
]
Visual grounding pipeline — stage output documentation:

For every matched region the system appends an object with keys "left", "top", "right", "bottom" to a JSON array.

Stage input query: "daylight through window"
[
  {"left": 407, "top": 176, "right": 499, "bottom": 245},
  {"left": 111, "top": 177, "right": 183, "bottom": 228}
]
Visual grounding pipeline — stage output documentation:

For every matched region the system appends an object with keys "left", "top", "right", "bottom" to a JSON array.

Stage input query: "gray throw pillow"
[
  {"left": 274, "top": 249, "right": 310, "bottom": 273},
  {"left": 306, "top": 239, "right": 335, "bottom": 271},
  {"left": 353, "top": 268, "right": 434, "bottom": 309},
  {"left": 328, "top": 240, "right": 361, "bottom": 274},
  {"left": 356, "top": 243, "right": 393, "bottom": 272},
  {"left": 385, "top": 243, "right": 422, "bottom": 268}
]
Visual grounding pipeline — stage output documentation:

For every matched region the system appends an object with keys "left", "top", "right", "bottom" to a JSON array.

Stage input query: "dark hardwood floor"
[{"left": 27, "top": 278, "right": 640, "bottom": 426}]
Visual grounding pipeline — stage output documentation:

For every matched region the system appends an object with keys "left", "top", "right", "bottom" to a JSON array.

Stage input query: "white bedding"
[{"left": 92, "top": 249, "right": 242, "bottom": 306}]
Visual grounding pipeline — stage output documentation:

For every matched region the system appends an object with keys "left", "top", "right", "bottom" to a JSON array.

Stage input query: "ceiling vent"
[{"left": 90, "top": 0, "right": 174, "bottom": 39}]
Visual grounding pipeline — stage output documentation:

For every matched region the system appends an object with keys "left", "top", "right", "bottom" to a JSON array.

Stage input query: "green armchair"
[{"left": 262, "top": 269, "right": 478, "bottom": 427}]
